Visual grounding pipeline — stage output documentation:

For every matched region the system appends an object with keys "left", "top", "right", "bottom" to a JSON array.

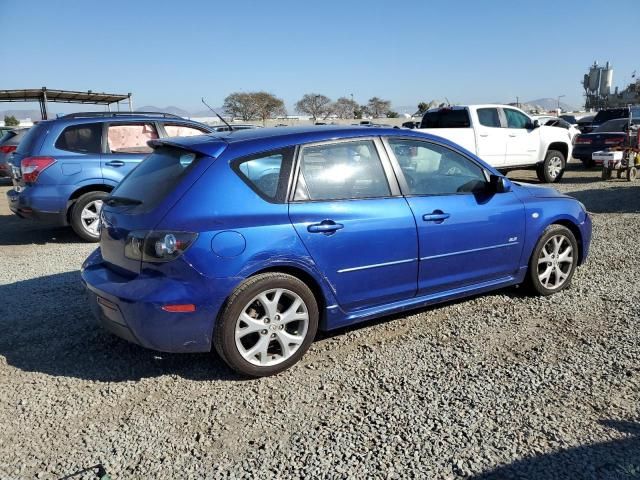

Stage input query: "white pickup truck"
[{"left": 417, "top": 105, "right": 573, "bottom": 183}]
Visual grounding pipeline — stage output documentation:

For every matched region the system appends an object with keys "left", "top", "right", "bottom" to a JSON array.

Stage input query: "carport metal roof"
[{"left": 0, "top": 87, "right": 133, "bottom": 120}]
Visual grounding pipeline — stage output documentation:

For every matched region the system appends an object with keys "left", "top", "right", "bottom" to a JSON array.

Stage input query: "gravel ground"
[{"left": 0, "top": 164, "right": 639, "bottom": 479}]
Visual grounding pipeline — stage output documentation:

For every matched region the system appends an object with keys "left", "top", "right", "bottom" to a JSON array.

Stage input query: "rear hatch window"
[
  {"left": 15, "top": 123, "right": 46, "bottom": 155},
  {"left": 421, "top": 109, "right": 471, "bottom": 128},
  {"left": 109, "top": 146, "right": 202, "bottom": 214}
]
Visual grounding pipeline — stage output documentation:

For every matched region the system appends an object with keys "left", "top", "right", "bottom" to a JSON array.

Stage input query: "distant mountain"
[
  {"left": 524, "top": 98, "right": 576, "bottom": 112},
  {"left": 136, "top": 105, "right": 192, "bottom": 117}
]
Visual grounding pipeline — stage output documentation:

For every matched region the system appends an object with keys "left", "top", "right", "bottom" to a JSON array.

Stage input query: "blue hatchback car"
[
  {"left": 81, "top": 126, "right": 592, "bottom": 376},
  {"left": 6, "top": 112, "right": 212, "bottom": 241}
]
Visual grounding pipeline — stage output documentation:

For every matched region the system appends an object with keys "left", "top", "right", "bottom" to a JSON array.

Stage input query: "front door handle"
[
  {"left": 479, "top": 133, "right": 489, "bottom": 137},
  {"left": 307, "top": 220, "right": 344, "bottom": 234},
  {"left": 422, "top": 211, "right": 450, "bottom": 223},
  {"left": 105, "top": 160, "right": 125, "bottom": 167}
]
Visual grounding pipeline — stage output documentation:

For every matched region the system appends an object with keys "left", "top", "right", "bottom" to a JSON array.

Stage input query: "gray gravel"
[{"left": 1, "top": 165, "right": 639, "bottom": 479}]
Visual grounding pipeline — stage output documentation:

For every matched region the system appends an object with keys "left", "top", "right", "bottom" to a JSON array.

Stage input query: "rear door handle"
[
  {"left": 307, "top": 220, "right": 344, "bottom": 234},
  {"left": 422, "top": 211, "right": 450, "bottom": 223},
  {"left": 508, "top": 134, "right": 517, "bottom": 137},
  {"left": 479, "top": 133, "right": 489, "bottom": 137},
  {"left": 105, "top": 160, "right": 125, "bottom": 167}
]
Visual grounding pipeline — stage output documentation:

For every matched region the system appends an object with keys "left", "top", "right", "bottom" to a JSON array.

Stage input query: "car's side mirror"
[
  {"left": 526, "top": 120, "right": 540, "bottom": 129},
  {"left": 489, "top": 174, "right": 511, "bottom": 193}
]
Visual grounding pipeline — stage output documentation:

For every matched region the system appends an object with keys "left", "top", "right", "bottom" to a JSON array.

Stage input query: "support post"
[{"left": 128, "top": 93, "right": 133, "bottom": 112}]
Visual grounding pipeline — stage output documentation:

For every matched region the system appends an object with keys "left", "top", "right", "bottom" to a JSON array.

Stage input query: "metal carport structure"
[{"left": 0, "top": 87, "right": 133, "bottom": 120}]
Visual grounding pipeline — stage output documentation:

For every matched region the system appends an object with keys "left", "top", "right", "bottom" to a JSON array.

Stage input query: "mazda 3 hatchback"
[{"left": 81, "top": 126, "right": 592, "bottom": 377}]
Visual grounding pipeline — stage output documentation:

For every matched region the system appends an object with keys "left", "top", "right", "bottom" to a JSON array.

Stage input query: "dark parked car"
[
  {"left": 573, "top": 118, "right": 640, "bottom": 167},
  {"left": 81, "top": 126, "right": 592, "bottom": 377},
  {"left": 580, "top": 107, "right": 640, "bottom": 133},
  {"left": 6, "top": 112, "right": 213, "bottom": 241},
  {"left": 0, "top": 128, "right": 28, "bottom": 178}
]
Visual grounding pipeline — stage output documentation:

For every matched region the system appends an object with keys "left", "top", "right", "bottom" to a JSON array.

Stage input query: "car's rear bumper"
[
  {"left": 572, "top": 146, "right": 602, "bottom": 164},
  {"left": 81, "top": 249, "right": 234, "bottom": 353},
  {"left": 6, "top": 188, "right": 67, "bottom": 224}
]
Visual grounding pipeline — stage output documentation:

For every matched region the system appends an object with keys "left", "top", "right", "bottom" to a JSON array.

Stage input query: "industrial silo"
[{"left": 599, "top": 63, "right": 613, "bottom": 96}]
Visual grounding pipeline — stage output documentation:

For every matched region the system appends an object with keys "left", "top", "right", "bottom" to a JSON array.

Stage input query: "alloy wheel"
[
  {"left": 81, "top": 200, "right": 103, "bottom": 236},
  {"left": 547, "top": 156, "right": 563, "bottom": 180},
  {"left": 537, "top": 234, "right": 573, "bottom": 290},
  {"left": 235, "top": 288, "right": 309, "bottom": 366}
]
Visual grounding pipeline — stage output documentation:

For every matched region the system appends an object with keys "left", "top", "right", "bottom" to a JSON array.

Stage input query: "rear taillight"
[
  {"left": 124, "top": 231, "right": 197, "bottom": 263},
  {"left": 574, "top": 137, "right": 591, "bottom": 145},
  {"left": 604, "top": 136, "right": 625, "bottom": 145},
  {"left": 21, "top": 156, "right": 56, "bottom": 183},
  {"left": 0, "top": 145, "right": 16, "bottom": 154}
]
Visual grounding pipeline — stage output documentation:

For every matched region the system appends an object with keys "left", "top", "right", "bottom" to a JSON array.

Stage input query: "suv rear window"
[
  {"left": 16, "top": 123, "right": 46, "bottom": 155},
  {"left": 55, "top": 123, "right": 102, "bottom": 153},
  {"left": 110, "top": 146, "right": 201, "bottom": 212},
  {"left": 420, "top": 109, "right": 470, "bottom": 128}
]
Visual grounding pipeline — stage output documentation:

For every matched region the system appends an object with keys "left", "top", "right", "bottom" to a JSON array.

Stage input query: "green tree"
[
  {"left": 222, "top": 92, "right": 259, "bottom": 121},
  {"left": 252, "top": 91, "right": 286, "bottom": 125},
  {"left": 4, "top": 115, "right": 19, "bottom": 127},
  {"left": 295, "top": 94, "right": 333, "bottom": 122}
]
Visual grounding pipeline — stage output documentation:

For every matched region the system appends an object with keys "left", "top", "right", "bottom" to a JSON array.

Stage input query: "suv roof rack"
[{"left": 62, "top": 111, "right": 183, "bottom": 119}]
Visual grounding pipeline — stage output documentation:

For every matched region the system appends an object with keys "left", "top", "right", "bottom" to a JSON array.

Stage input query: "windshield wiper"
[{"left": 105, "top": 195, "right": 142, "bottom": 206}]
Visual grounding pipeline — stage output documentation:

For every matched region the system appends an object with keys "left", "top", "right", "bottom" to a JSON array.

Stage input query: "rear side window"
[
  {"left": 107, "top": 123, "right": 158, "bottom": 154},
  {"left": 164, "top": 124, "right": 208, "bottom": 137},
  {"left": 294, "top": 140, "right": 390, "bottom": 201},
  {"left": 55, "top": 123, "right": 102, "bottom": 154},
  {"left": 16, "top": 123, "right": 46, "bottom": 155},
  {"left": 111, "top": 146, "right": 201, "bottom": 212},
  {"left": 477, "top": 108, "right": 501, "bottom": 127},
  {"left": 233, "top": 147, "right": 294, "bottom": 203},
  {"left": 420, "top": 109, "right": 470, "bottom": 128}
]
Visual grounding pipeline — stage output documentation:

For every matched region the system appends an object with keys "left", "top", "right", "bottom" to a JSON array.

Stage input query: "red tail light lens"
[
  {"left": 0, "top": 145, "right": 16, "bottom": 154},
  {"left": 574, "top": 137, "right": 591, "bottom": 145},
  {"left": 21, "top": 156, "right": 56, "bottom": 183},
  {"left": 604, "top": 136, "right": 625, "bottom": 145}
]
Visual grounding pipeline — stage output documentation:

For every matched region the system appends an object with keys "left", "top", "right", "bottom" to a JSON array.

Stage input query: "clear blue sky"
[{"left": 1, "top": 0, "right": 638, "bottom": 112}]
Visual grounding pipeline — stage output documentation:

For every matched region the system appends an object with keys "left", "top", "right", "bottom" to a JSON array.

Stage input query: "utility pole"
[{"left": 557, "top": 94, "right": 565, "bottom": 114}]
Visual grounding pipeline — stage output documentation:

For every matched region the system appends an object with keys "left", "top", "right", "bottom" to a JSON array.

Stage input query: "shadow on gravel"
[
  {"left": 0, "top": 270, "right": 243, "bottom": 382},
  {"left": 471, "top": 419, "right": 640, "bottom": 480},
  {"left": 568, "top": 185, "right": 640, "bottom": 214},
  {"left": 0, "top": 213, "right": 82, "bottom": 246}
]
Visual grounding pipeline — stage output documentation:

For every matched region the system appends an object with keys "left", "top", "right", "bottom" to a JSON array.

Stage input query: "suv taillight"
[
  {"left": 604, "top": 136, "right": 625, "bottom": 145},
  {"left": 124, "top": 231, "right": 198, "bottom": 263},
  {"left": 21, "top": 156, "right": 56, "bottom": 183},
  {"left": 0, "top": 145, "right": 16, "bottom": 154},
  {"left": 574, "top": 136, "right": 591, "bottom": 145}
]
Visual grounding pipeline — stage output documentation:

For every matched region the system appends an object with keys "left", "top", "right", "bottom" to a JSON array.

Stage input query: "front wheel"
[
  {"left": 214, "top": 273, "right": 319, "bottom": 377},
  {"left": 536, "top": 150, "right": 566, "bottom": 183},
  {"left": 70, "top": 191, "right": 107, "bottom": 242},
  {"left": 528, "top": 224, "right": 578, "bottom": 296}
]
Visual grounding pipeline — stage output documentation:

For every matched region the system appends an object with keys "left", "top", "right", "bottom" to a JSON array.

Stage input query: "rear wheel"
[
  {"left": 536, "top": 150, "right": 566, "bottom": 183},
  {"left": 70, "top": 191, "right": 107, "bottom": 242},
  {"left": 214, "top": 273, "right": 319, "bottom": 377},
  {"left": 528, "top": 225, "right": 578, "bottom": 296}
]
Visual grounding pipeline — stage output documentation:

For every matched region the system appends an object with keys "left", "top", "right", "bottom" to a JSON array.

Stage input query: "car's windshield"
[
  {"left": 593, "top": 109, "right": 627, "bottom": 124},
  {"left": 595, "top": 119, "right": 628, "bottom": 132}
]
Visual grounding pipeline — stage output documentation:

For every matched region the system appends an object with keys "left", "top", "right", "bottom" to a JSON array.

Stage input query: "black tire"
[
  {"left": 536, "top": 149, "right": 566, "bottom": 183},
  {"left": 581, "top": 159, "right": 595, "bottom": 169},
  {"left": 214, "top": 273, "right": 319, "bottom": 377},
  {"left": 601, "top": 167, "right": 612, "bottom": 180},
  {"left": 527, "top": 224, "right": 579, "bottom": 296},
  {"left": 70, "top": 191, "right": 108, "bottom": 242},
  {"left": 617, "top": 169, "right": 623, "bottom": 179}
]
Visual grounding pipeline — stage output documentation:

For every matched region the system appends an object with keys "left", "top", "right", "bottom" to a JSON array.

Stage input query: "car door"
[
  {"left": 384, "top": 137, "right": 525, "bottom": 296},
  {"left": 474, "top": 107, "right": 508, "bottom": 166},
  {"left": 288, "top": 137, "right": 419, "bottom": 311},
  {"left": 502, "top": 108, "right": 540, "bottom": 166},
  {"left": 101, "top": 122, "right": 159, "bottom": 184}
]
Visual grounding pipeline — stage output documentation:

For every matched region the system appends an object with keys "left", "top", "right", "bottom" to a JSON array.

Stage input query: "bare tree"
[
  {"left": 366, "top": 97, "right": 392, "bottom": 118},
  {"left": 332, "top": 97, "right": 359, "bottom": 119},
  {"left": 295, "top": 94, "right": 332, "bottom": 122},
  {"left": 223, "top": 92, "right": 259, "bottom": 121},
  {"left": 252, "top": 91, "right": 286, "bottom": 124}
]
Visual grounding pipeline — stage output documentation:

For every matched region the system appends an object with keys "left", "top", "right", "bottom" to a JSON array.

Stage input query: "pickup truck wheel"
[
  {"left": 537, "top": 150, "right": 565, "bottom": 183},
  {"left": 71, "top": 191, "right": 107, "bottom": 242}
]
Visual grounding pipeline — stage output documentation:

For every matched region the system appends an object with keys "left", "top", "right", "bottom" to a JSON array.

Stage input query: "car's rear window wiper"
[{"left": 105, "top": 195, "right": 143, "bottom": 206}]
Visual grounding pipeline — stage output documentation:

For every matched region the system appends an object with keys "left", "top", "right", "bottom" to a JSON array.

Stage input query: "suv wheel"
[
  {"left": 71, "top": 191, "right": 107, "bottom": 242},
  {"left": 536, "top": 150, "right": 566, "bottom": 183},
  {"left": 528, "top": 224, "right": 578, "bottom": 296},
  {"left": 214, "top": 273, "right": 319, "bottom": 377}
]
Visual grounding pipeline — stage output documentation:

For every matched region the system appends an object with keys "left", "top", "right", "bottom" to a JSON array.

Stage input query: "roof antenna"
[{"left": 201, "top": 97, "right": 234, "bottom": 131}]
